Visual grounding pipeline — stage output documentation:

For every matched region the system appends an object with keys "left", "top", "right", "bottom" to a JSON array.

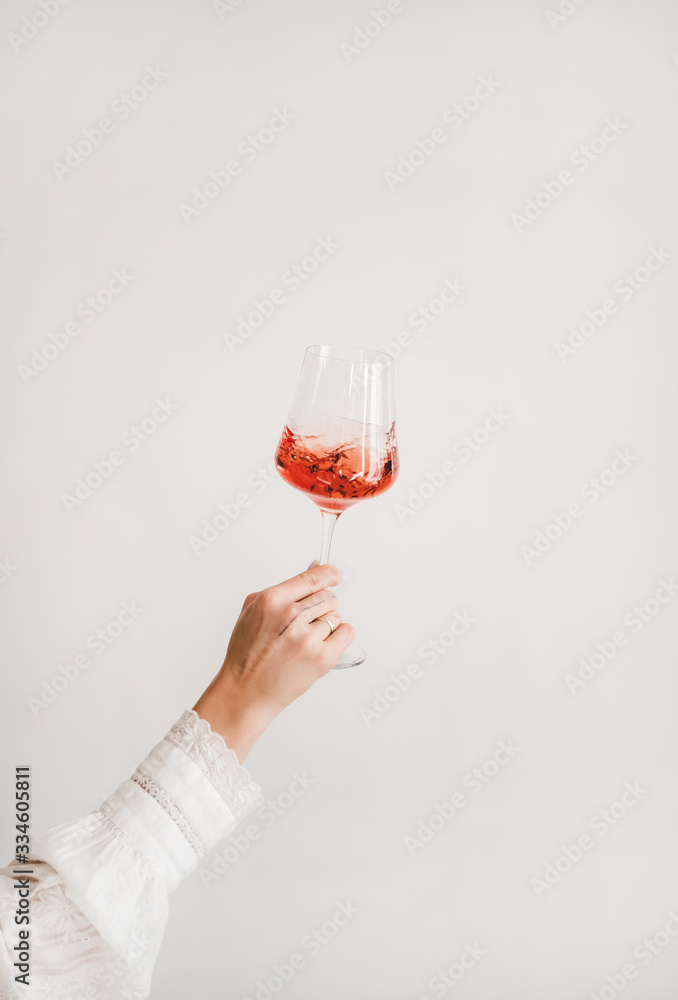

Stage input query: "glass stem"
[{"left": 318, "top": 510, "right": 340, "bottom": 565}]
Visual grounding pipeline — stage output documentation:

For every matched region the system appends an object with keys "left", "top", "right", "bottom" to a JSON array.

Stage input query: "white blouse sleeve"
[{"left": 0, "top": 710, "right": 263, "bottom": 1000}]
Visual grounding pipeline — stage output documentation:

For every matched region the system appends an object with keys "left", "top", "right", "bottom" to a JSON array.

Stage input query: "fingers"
[
  {"left": 273, "top": 563, "right": 342, "bottom": 603},
  {"left": 318, "top": 621, "right": 355, "bottom": 668},
  {"left": 280, "top": 592, "right": 339, "bottom": 636},
  {"left": 295, "top": 589, "right": 339, "bottom": 618},
  {"left": 311, "top": 611, "right": 343, "bottom": 639}
]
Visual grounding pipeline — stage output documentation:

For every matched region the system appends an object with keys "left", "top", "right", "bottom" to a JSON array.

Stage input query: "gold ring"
[{"left": 321, "top": 617, "right": 335, "bottom": 637}]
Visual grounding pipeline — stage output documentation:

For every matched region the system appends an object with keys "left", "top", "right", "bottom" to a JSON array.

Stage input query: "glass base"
[{"left": 333, "top": 641, "right": 366, "bottom": 669}]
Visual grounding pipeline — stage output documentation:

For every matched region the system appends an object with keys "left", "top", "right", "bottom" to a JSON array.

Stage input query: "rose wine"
[{"left": 276, "top": 423, "right": 398, "bottom": 513}]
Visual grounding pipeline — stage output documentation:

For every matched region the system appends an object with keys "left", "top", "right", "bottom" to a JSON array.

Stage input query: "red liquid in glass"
[{"left": 276, "top": 424, "right": 398, "bottom": 513}]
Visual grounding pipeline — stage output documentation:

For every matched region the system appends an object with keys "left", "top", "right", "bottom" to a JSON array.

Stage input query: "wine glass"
[{"left": 275, "top": 345, "right": 398, "bottom": 668}]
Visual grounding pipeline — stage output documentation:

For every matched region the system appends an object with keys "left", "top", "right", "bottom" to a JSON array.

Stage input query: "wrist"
[{"left": 193, "top": 674, "right": 274, "bottom": 762}]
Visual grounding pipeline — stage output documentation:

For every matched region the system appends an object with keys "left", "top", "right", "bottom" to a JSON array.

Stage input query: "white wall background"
[{"left": 2, "top": 0, "right": 678, "bottom": 997}]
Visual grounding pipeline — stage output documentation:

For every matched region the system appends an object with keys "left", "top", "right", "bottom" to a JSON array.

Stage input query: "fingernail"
[{"left": 307, "top": 559, "right": 318, "bottom": 569}]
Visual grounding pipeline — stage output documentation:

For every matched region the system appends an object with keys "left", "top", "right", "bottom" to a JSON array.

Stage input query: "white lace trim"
[
  {"left": 164, "top": 709, "right": 263, "bottom": 821},
  {"left": 130, "top": 770, "right": 207, "bottom": 860}
]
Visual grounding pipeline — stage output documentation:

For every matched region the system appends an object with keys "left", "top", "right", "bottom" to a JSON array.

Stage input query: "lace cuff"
[
  {"left": 164, "top": 710, "right": 263, "bottom": 823},
  {"left": 97, "top": 709, "right": 263, "bottom": 893}
]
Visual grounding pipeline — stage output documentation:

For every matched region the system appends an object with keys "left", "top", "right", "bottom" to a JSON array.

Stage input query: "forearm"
[{"left": 193, "top": 672, "right": 273, "bottom": 763}]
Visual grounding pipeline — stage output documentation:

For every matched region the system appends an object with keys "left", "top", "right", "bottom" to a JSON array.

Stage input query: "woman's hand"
[{"left": 193, "top": 564, "right": 354, "bottom": 761}]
